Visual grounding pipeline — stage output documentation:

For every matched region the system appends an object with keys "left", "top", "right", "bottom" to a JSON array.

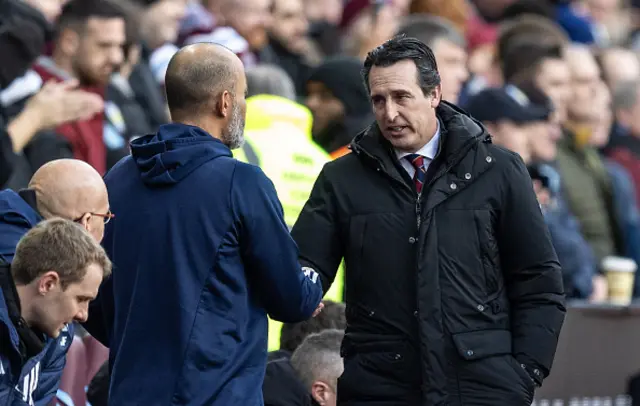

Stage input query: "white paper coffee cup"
[{"left": 602, "top": 256, "right": 637, "bottom": 306}]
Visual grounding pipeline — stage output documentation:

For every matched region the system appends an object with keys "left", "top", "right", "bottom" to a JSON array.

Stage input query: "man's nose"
[
  {"left": 384, "top": 101, "right": 399, "bottom": 122},
  {"left": 74, "top": 308, "right": 88, "bottom": 323}
]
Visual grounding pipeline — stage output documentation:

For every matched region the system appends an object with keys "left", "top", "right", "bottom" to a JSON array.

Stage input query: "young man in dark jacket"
[
  {"left": 0, "top": 218, "right": 111, "bottom": 405},
  {"left": 86, "top": 43, "right": 323, "bottom": 406},
  {"left": 291, "top": 36, "right": 566, "bottom": 405}
]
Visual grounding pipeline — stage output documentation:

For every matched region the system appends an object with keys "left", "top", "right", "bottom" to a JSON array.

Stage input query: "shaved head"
[
  {"left": 165, "top": 43, "right": 242, "bottom": 118},
  {"left": 29, "top": 159, "right": 109, "bottom": 242},
  {"left": 164, "top": 43, "right": 248, "bottom": 149}
]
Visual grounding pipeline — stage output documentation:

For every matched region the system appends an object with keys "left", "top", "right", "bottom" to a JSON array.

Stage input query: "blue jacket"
[
  {"left": 91, "top": 123, "right": 323, "bottom": 405},
  {"left": 537, "top": 164, "right": 598, "bottom": 298},
  {"left": 0, "top": 189, "right": 73, "bottom": 406}
]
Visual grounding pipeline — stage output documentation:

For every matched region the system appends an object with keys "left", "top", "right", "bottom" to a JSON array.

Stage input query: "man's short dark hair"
[
  {"left": 502, "top": 42, "right": 564, "bottom": 85},
  {"left": 500, "top": 0, "right": 556, "bottom": 21},
  {"left": 362, "top": 35, "right": 441, "bottom": 96},
  {"left": 56, "top": 0, "right": 126, "bottom": 34},
  {"left": 280, "top": 300, "right": 346, "bottom": 353},
  {"left": 496, "top": 15, "right": 568, "bottom": 66},
  {"left": 164, "top": 45, "right": 238, "bottom": 118},
  {"left": 396, "top": 15, "right": 466, "bottom": 51}
]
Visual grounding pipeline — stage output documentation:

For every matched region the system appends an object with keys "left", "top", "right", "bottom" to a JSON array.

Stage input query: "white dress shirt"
[{"left": 395, "top": 123, "right": 441, "bottom": 179}]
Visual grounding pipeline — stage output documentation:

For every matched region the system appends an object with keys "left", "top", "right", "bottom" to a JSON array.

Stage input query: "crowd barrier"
[{"left": 533, "top": 302, "right": 640, "bottom": 405}]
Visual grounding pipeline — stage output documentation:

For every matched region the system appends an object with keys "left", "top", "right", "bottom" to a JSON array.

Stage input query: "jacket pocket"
[
  {"left": 452, "top": 329, "right": 534, "bottom": 405},
  {"left": 473, "top": 209, "right": 501, "bottom": 298},
  {"left": 339, "top": 338, "right": 421, "bottom": 401}
]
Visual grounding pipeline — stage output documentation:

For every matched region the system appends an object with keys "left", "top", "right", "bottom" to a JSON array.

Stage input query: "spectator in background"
[
  {"left": 466, "top": 84, "right": 601, "bottom": 299},
  {"left": 263, "top": 305, "right": 346, "bottom": 406},
  {"left": 103, "top": 2, "right": 157, "bottom": 170},
  {"left": 396, "top": 15, "right": 469, "bottom": 104},
  {"left": 303, "top": 0, "right": 343, "bottom": 56},
  {"left": 501, "top": 43, "right": 571, "bottom": 123},
  {"left": 340, "top": 0, "right": 400, "bottom": 60},
  {"left": 28, "top": 0, "right": 126, "bottom": 175},
  {"left": 0, "top": 0, "right": 103, "bottom": 189},
  {"left": 465, "top": 86, "right": 540, "bottom": 164},
  {"left": 609, "top": 80, "right": 640, "bottom": 201},
  {"left": 304, "top": 57, "right": 373, "bottom": 159},
  {"left": 290, "top": 329, "right": 344, "bottom": 406},
  {"left": 409, "top": 0, "right": 472, "bottom": 32},
  {"left": 1, "top": 80, "right": 104, "bottom": 190},
  {"left": 184, "top": 0, "right": 273, "bottom": 66},
  {"left": 557, "top": 45, "right": 628, "bottom": 267},
  {"left": 597, "top": 47, "right": 640, "bottom": 92},
  {"left": 242, "top": 65, "right": 331, "bottom": 353},
  {"left": 88, "top": 43, "right": 323, "bottom": 405},
  {"left": 267, "top": 0, "right": 321, "bottom": 95},
  {"left": 246, "top": 64, "right": 297, "bottom": 101},
  {"left": 271, "top": 300, "right": 346, "bottom": 361},
  {"left": 494, "top": 15, "right": 569, "bottom": 86},
  {"left": 0, "top": 218, "right": 112, "bottom": 405}
]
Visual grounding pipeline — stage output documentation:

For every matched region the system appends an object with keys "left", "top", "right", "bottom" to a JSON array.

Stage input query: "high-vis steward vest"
[{"left": 234, "top": 95, "right": 345, "bottom": 351}]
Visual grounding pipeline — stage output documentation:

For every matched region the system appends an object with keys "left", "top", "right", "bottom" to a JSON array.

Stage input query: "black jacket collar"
[
  {"left": 0, "top": 262, "right": 46, "bottom": 360},
  {"left": 349, "top": 101, "right": 490, "bottom": 189}
]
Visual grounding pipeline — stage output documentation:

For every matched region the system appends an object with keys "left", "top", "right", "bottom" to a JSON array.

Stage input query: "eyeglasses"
[{"left": 73, "top": 210, "right": 115, "bottom": 224}]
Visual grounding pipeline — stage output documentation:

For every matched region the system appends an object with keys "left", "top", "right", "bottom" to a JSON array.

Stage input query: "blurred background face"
[
  {"left": 589, "top": 81, "right": 613, "bottom": 147},
  {"left": 68, "top": 17, "right": 126, "bottom": 86},
  {"left": 141, "top": 0, "right": 188, "bottom": 50},
  {"left": 527, "top": 117, "right": 562, "bottom": 162},
  {"left": 270, "top": 0, "right": 309, "bottom": 53},
  {"left": 226, "top": 0, "right": 273, "bottom": 51},
  {"left": 305, "top": 81, "right": 345, "bottom": 136},
  {"left": 486, "top": 121, "right": 531, "bottom": 163},
  {"left": 304, "top": 0, "right": 343, "bottom": 24},
  {"left": 617, "top": 86, "right": 640, "bottom": 136},
  {"left": 432, "top": 37, "right": 468, "bottom": 103},
  {"left": 26, "top": 0, "right": 65, "bottom": 23},
  {"left": 600, "top": 49, "right": 640, "bottom": 90},
  {"left": 566, "top": 49, "right": 601, "bottom": 123},
  {"left": 534, "top": 58, "right": 572, "bottom": 124}
]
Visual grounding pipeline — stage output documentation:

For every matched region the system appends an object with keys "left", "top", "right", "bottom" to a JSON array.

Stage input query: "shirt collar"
[{"left": 395, "top": 121, "right": 441, "bottom": 161}]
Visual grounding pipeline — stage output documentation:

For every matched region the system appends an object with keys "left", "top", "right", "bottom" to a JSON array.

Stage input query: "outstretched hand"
[{"left": 312, "top": 302, "right": 325, "bottom": 317}]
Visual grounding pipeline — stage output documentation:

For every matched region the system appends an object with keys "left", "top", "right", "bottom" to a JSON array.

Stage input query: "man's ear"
[
  {"left": 216, "top": 90, "right": 232, "bottom": 118},
  {"left": 37, "top": 271, "right": 61, "bottom": 295},
  {"left": 57, "top": 28, "right": 80, "bottom": 57},
  {"left": 430, "top": 84, "right": 442, "bottom": 108},
  {"left": 310, "top": 381, "right": 332, "bottom": 405}
]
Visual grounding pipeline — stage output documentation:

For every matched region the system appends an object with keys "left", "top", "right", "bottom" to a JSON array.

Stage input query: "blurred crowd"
[{"left": 4, "top": 0, "right": 640, "bottom": 403}]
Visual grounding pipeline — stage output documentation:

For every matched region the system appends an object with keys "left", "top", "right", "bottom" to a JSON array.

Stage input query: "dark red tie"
[{"left": 405, "top": 154, "right": 426, "bottom": 194}]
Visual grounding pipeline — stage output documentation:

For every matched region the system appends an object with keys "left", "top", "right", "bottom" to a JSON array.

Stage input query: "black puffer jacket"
[{"left": 291, "top": 102, "right": 566, "bottom": 406}]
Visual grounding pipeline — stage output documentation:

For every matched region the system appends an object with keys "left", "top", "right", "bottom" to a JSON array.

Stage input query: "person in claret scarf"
[{"left": 32, "top": 0, "right": 126, "bottom": 175}]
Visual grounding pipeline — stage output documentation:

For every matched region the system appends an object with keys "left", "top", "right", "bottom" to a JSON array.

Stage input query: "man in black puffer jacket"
[{"left": 291, "top": 36, "right": 566, "bottom": 406}]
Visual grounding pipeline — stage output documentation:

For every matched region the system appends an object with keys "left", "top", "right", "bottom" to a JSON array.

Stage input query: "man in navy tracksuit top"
[{"left": 84, "top": 43, "right": 324, "bottom": 405}]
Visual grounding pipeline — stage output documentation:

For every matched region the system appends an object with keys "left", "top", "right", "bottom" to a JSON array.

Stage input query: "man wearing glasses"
[{"left": 0, "top": 157, "right": 110, "bottom": 405}]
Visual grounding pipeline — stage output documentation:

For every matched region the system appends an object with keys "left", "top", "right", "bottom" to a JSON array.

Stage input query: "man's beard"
[{"left": 223, "top": 102, "right": 245, "bottom": 150}]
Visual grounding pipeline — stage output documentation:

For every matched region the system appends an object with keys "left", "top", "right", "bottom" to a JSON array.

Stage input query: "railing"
[{"left": 533, "top": 302, "right": 640, "bottom": 405}]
